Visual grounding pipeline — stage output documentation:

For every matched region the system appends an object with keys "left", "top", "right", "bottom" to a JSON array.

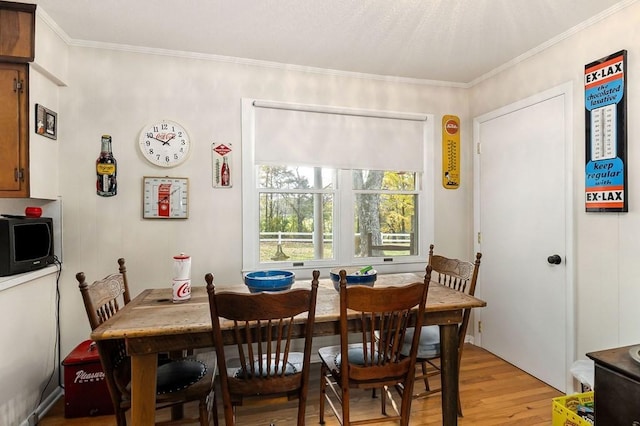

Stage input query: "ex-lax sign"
[{"left": 584, "top": 50, "right": 627, "bottom": 212}]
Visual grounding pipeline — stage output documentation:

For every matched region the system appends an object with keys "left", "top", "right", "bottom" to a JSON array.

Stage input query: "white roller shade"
[{"left": 253, "top": 101, "right": 427, "bottom": 172}]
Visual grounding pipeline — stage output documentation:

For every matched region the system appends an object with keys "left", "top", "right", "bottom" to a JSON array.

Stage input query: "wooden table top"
[
  {"left": 587, "top": 344, "right": 640, "bottom": 382},
  {"left": 91, "top": 272, "right": 486, "bottom": 343}
]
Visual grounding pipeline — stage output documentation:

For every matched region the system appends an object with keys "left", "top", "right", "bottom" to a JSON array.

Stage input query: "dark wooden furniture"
[
  {"left": 90, "top": 272, "right": 486, "bottom": 426},
  {"left": 77, "top": 258, "right": 218, "bottom": 426},
  {"left": 318, "top": 267, "right": 431, "bottom": 425},
  {"left": 0, "top": 62, "right": 29, "bottom": 197},
  {"left": 0, "top": 1, "right": 35, "bottom": 197},
  {"left": 587, "top": 345, "right": 640, "bottom": 425},
  {"left": 77, "top": 258, "right": 131, "bottom": 331},
  {"left": 0, "top": 1, "right": 36, "bottom": 62},
  {"left": 407, "top": 245, "right": 482, "bottom": 416},
  {"left": 206, "top": 271, "right": 319, "bottom": 425}
]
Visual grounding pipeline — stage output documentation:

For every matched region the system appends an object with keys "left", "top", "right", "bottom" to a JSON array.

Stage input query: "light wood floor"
[{"left": 40, "top": 344, "right": 562, "bottom": 425}]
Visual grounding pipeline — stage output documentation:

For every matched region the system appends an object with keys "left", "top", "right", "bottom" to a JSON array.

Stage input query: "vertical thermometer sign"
[
  {"left": 212, "top": 142, "right": 233, "bottom": 188},
  {"left": 585, "top": 50, "right": 627, "bottom": 212},
  {"left": 442, "top": 115, "right": 460, "bottom": 189}
]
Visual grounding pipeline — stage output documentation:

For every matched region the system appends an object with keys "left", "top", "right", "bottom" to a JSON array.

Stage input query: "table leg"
[
  {"left": 440, "top": 323, "right": 459, "bottom": 426},
  {"left": 131, "top": 353, "right": 158, "bottom": 426},
  {"left": 169, "top": 350, "right": 185, "bottom": 421}
]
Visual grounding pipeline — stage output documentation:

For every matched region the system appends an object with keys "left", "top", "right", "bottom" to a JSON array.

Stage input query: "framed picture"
[
  {"left": 142, "top": 176, "right": 189, "bottom": 219},
  {"left": 35, "top": 104, "right": 57, "bottom": 140}
]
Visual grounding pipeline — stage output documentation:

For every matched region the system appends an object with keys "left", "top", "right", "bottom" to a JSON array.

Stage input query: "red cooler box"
[{"left": 62, "top": 340, "right": 114, "bottom": 418}]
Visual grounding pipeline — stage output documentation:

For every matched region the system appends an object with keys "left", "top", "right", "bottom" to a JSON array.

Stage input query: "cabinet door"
[
  {"left": 0, "top": 63, "right": 28, "bottom": 197},
  {"left": 594, "top": 365, "right": 640, "bottom": 424},
  {"left": 0, "top": 3, "right": 36, "bottom": 62}
]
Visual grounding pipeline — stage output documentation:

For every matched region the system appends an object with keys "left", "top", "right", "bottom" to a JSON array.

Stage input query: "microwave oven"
[{"left": 0, "top": 217, "right": 55, "bottom": 276}]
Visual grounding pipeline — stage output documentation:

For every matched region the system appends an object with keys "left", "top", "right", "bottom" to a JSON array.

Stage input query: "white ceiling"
[{"left": 25, "top": 0, "right": 635, "bottom": 85}]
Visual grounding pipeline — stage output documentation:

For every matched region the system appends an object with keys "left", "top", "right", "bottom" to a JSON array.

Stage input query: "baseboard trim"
[{"left": 19, "top": 386, "right": 64, "bottom": 426}]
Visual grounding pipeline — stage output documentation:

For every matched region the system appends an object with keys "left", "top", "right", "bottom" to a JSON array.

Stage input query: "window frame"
[{"left": 242, "top": 98, "right": 435, "bottom": 279}]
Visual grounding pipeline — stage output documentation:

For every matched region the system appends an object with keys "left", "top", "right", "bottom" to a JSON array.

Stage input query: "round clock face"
[{"left": 138, "top": 120, "right": 191, "bottom": 167}]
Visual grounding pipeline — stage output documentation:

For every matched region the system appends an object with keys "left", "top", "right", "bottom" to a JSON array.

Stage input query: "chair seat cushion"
[
  {"left": 400, "top": 325, "right": 441, "bottom": 359},
  {"left": 335, "top": 347, "right": 381, "bottom": 368},
  {"left": 232, "top": 353, "right": 303, "bottom": 378},
  {"left": 156, "top": 359, "right": 207, "bottom": 394}
]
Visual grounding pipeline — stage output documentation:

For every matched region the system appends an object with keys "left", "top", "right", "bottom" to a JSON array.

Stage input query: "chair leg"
[
  {"left": 198, "top": 398, "right": 209, "bottom": 426},
  {"left": 342, "top": 387, "right": 350, "bottom": 426},
  {"left": 115, "top": 409, "right": 127, "bottom": 426},
  {"left": 319, "top": 363, "right": 327, "bottom": 424},
  {"left": 296, "top": 391, "right": 306, "bottom": 426},
  {"left": 420, "top": 361, "right": 430, "bottom": 391},
  {"left": 203, "top": 390, "right": 219, "bottom": 426},
  {"left": 399, "top": 384, "right": 412, "bottom": 426}
]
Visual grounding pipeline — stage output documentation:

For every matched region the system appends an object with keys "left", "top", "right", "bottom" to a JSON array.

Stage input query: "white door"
[{"left": 473, "top": 83, "right": 574, "bottom": 392}]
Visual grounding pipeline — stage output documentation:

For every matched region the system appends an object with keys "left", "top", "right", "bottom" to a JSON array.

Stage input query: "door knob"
[{"left": 547, "top": 254, "right": 562, "bottom": 265}]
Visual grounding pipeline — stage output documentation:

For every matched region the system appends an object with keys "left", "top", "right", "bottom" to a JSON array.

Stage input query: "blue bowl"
[
  {"left": 244, "top": 270, "right": 295, "bottom": 293},
  {"left": 329, "top": 267, "right": 377, "bottom": 292}
]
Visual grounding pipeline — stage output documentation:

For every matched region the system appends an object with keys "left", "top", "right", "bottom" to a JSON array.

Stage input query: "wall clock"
[
  {"left": 138, "top": 120, "right": 191, "bottom": 167},
  {"left": 142, "top": 176, "right": 189, "bottom": 219}
]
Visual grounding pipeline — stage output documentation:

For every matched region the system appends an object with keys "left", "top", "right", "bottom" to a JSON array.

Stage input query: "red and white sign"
[{"left": 157, "top": 183, "right": 171, "bottom": 217}]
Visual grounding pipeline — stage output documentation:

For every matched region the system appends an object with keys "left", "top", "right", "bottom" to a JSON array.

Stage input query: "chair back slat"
[
  {"left": 318, "top": 267, "right": 431, "bottom": 425},
  {"left": 77, "top": 259, "right": 130, "bottom": 331},
  {"left": 207, "top": 271, "right": 319, "bottom": 425},
  {"left": 77, "top": 258, "right": 217, "bottom": 426},
  {"left": 428, "top": 244, "right": 482, "bottom": 344},
  {"left": 339, "top": 267, "right": 430, "bottom": 383},
  {"left": 413, "top": 244, "right": 481, "bottom": 414}
]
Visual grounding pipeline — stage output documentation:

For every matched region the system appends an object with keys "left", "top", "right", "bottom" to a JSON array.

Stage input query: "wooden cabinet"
[
  {"left": 0, "top": 63, "right": 29, "bottom": 197},
  {"left": 0, "top": 1, "right": 36, "bottom": 62},
  {"left": 587, "top": 345, "right": 640, "bottom": 425},
  {"left": 0, "top": 1, "right": 34, "bottom": 198}
]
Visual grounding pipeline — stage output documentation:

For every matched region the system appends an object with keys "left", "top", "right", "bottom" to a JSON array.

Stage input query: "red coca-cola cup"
[{"left": 25, "top": 206, "right": 42, "bottom": 218}]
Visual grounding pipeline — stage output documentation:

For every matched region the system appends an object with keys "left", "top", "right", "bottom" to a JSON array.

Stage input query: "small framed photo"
[{"left": 35, "top": 104, "right": 57, "bottom": 140}]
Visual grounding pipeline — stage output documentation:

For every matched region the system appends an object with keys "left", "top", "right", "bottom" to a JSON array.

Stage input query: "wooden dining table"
[{"left": 90, "top": 272, "right": 486, "bottom": 426}]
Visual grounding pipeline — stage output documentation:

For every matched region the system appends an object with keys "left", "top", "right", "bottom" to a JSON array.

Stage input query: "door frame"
[{"left": 472, "top": 81, "right": 576, "bottom": 392}]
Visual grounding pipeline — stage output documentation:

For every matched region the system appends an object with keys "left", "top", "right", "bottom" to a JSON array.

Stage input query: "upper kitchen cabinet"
[
  {"left": 0, "top": 1, "right": 36, "bottom": 62},
  {"left": 0, "top": 62, "right": 29, "bottom": 197}
]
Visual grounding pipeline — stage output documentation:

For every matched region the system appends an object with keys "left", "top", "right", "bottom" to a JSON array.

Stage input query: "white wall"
[
  {"left": 0, "top": 11, "right": 66, "bottom": 426},
  {"left": 56, "top": 47, "right": 471, "bottom": 366},
  {"left": 469, "top": 1, "right": 640, "bottom": 358},
  {"left": 6, "top": 3, "right": 638, "bottom": 424},
  {"left": 0, "top": 271, "right": 59, "bottom": 426}
]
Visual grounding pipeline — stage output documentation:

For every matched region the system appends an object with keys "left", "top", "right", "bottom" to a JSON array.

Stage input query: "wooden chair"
[
  {"left": 318, "top": 266, "right": 431, "bottom": 426},
  {"left": 402, "top": 244, "right": 482, "bottom": 416},
  {"left": 206, "top": 271, "right": 320, "bottom": 426},
  {"left": 76, "top": 258, "right": 218, "bottom": 426}
]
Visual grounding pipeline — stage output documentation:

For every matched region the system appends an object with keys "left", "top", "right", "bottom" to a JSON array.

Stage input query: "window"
[
  {"left": 242, "top": 99, "right": 434, "bottom": 276},
  {"left": 353, "top": 170, "right": 418, "bottom": 259},
  {"left": 257, "top": 166, "right": 335, "bottom": 263}
]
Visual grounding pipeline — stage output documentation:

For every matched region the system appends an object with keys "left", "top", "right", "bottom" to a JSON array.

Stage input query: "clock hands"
[
  {"left": 151, "top": 133, "right": 176, "bottom": 146},
  {"left": 160, "top": 134, "right": 176, "bottom": 146}
]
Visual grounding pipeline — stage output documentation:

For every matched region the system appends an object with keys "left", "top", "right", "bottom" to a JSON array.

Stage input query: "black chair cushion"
[{"left": 156, "top": 359, "right": 207, "bottom": 394}]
